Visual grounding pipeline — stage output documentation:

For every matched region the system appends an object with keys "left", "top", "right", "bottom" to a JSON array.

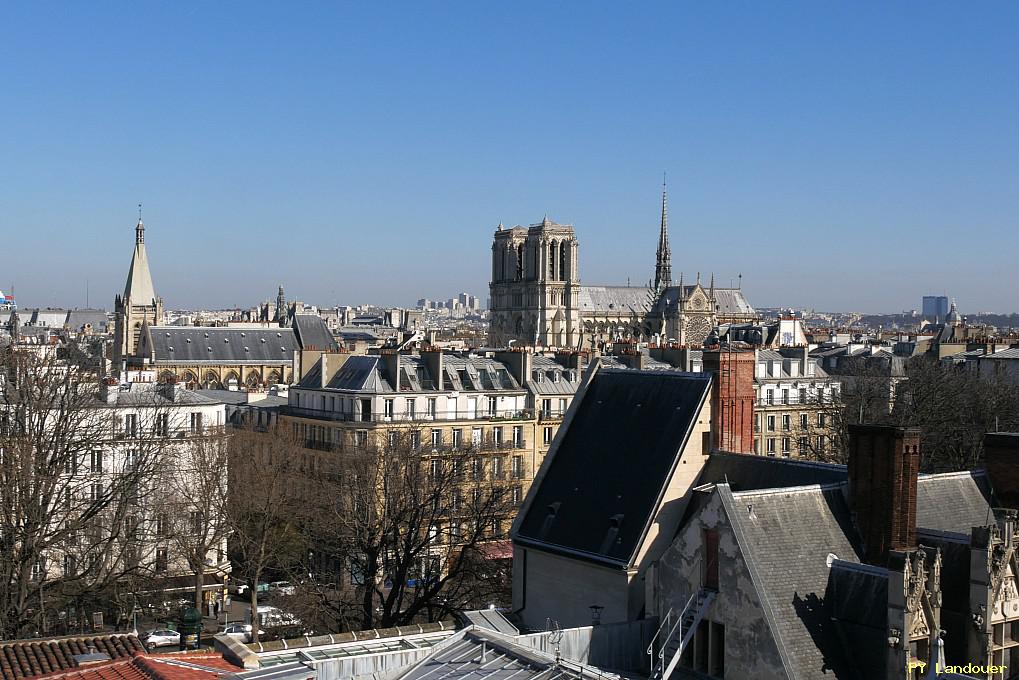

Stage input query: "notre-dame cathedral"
[{"left": 488, "top": 185, "right": 757, "bottom": 350}]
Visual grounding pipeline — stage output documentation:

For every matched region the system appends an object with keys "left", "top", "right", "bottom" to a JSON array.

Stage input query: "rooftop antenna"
[
  {"left": 545, "top": 618, "right": 563, "bottom": 665},
  {"left": 138, "top": 203, "right": 142, "bottom": 221}
]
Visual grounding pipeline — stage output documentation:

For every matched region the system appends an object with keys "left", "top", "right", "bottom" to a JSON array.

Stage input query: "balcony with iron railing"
[{"left": 283, "top": 405, "right": 535, "bottom": 424}]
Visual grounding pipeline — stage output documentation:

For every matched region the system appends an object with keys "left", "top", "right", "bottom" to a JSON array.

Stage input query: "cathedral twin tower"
[{"left": 488, "top": 184, "right": 754, "bottom": 350}]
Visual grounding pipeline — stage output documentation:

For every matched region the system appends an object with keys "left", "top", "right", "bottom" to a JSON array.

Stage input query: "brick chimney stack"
[
  {"left": 702, "top": 348, "right": 756, "bottom": 454},
  {"left": 983, "top": 432, "right": 1019, "bottom": 509},
  {"left": 847, "top": 425, "right": 921, "bottom": 566}
]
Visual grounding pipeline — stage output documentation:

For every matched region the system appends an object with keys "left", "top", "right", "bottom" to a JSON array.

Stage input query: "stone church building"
[
  {"left": 488, "top": 186, "right": 757, "bottom": 350},
  {"left": 112, "top": 217, "right": 334, "bottom": 388}
]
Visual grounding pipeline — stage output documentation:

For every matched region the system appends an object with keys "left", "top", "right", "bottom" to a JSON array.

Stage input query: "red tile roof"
[
  {"left": 0, "top": 635, "right": 144, "bottom": 680},
  {"left": 25, "top": 652, "right": 239, "bottom": 680}
]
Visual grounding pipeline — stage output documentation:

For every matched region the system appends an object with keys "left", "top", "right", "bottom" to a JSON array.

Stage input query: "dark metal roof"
[
  {"left": 146, "top": 327, "right": 298, "bottom": 364},
  {"left": 698, "top": 451, "right": 847, "bottom": 492},
  {"left": 514, "top": 368, "right": 710, "bottom": 567}
]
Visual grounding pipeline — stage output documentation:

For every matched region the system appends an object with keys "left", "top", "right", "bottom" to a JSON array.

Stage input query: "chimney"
[
  {"left": 984, "top": 432, "right": 1019, "bottom": 509},
  {"left": 320, "top": 354, "right": 329, "bottom": 388},
  {"left": 847, "top": 425, "right": 921, "bottom": 566},
  {"left": 702, "top": 349, "right": 755, "bottom": 453},
  {"left": 421, "top": 348, "right": 444, "bottom": 390},
  {"left": 100, "top": 377, "right": 119, "bottom": 404},
  {"left": 494, "top": 349, "right": 532, "bottom": 387},
  {"left": 553, "top": 351, "right": 583, "bottom": 372},
  {"left": 381, "top": 350, "right": 401, "bottom": 392}
]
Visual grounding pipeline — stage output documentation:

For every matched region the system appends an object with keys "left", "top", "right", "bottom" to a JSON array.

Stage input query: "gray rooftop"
[
  {"left": 721, "top": 482, "right": 862, "bottom": 679},
  {"left": 576, "top": 286, "right": 651, "bottom": 315},
  {"left": 293, "top": 314, "right": 338, "bottom": 351},
  {"left": 393, "top": 629, "right": 605, "bottom": 680},
  {"left": 515, "top": 368, "right": 711, "bottom": 567},
  {"left": 144, "top": 326, "right": 299, "bottom": 364},
  {"left": 916, "top": 471, "right": 993, "bottom": 534}
]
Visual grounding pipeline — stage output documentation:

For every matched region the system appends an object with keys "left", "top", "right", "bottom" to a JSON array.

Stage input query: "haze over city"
[{"left": 2, "top": 2, "right": 1017, "bottom": 312}]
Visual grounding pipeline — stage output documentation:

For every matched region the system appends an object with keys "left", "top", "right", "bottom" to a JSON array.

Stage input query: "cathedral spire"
[{"left": 654, "top": 174, "right": 672, "bottom": 291}]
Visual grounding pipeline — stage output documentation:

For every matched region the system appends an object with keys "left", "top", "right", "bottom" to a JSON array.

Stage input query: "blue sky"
[{"left": 2, "top": 2, "right": 1017, "bottom": 313}]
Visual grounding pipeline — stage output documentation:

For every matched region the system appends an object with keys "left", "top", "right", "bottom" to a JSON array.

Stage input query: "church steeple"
[
  {"left": 654, "top": 176, "right": 672, "bottom": 291},
  {"left": 124, "top": 214, "right": 156, "bottom": 305}
]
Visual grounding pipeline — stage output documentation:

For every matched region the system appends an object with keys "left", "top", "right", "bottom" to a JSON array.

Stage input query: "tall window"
[
  {"left": 89, "top": 451, "right": 103, "bottom": 473},
  {"left": 155, "top": 548, "right": 168, "bottom": 573},
  {"left": 782, "top": 415, "right": 791, "bottom": 431},
  {"left": 451, "top": 428, "right": 462, "bottom": 449},
  {"left": 512, "top": 455, "right": 523, "bottom": 479},
  {"left": 384, "top": 399, "right": 394, "bottom": 419},
  {"left": 190, "top": 412, "right": 203, "bottom": 434},
  {"left": 487, "top": 396, "right": 498, "bottom": 416},
  {"left": 156, "top": 413, "right": 169, "bottom": 437},
  {"left": 512, "top": 426, "right": 523, "bottom": 447},
  {"left": 124, "top": 414, "right": 138, "bottom": 438},
  {"left": 427, "top": 398, "right": 437, "bottom": 418},
  {"left": 406, "top": 399, "right": 416, "bottom": 420},
  {"left": 431, "top": 429, "right": 442, "bottom": 449},
  {"left": 543, "top": 426, "right": 553, "bottom": 446}
]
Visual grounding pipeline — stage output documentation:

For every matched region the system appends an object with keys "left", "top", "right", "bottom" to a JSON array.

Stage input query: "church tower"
[
  {"left": 489, "top": 216, "right": 581, "bottom": 348},
  {"left": 654, "top": 179, "right": 672, "bottom": 292},
  {"left": 113, "top": 213, "right": 164, "bottom": 371},
  {"left": 275, "top": 285, "right": 287, "bottom": 326}
]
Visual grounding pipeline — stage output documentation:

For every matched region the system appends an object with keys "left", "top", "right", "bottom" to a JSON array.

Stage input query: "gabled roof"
[
  {"left": 514, "top": 368, "right": 710, "bottom": 567},
  {"left": 698, "top": 451, "right": 847, "bottom": 492},
  {"left": 576, "top": 286, "right": 651, "bottom": 315},
  {"left": 720, "top": 483, "right": 862, "bottom": 679},
  {"left": 145, "top": 327, "right": 298, "bottom": 365},
  {"left": 292, "top": 315, "right": 337, "bottom": 352},
  {"left": 0, "top": 634, "right": 143, "bottom": 680},
  {"left": 916, "top": 471, "right": 993, "bottom": 534}
]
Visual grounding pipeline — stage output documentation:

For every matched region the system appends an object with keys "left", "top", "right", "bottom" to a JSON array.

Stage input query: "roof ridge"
[{"left": 731, "top": 481, "right": 846, "bottom": 498}]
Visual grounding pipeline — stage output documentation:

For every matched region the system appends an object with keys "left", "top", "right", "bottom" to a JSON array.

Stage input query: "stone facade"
[{"left": 488, "top": 188, "right": 756, "bottom": 351}]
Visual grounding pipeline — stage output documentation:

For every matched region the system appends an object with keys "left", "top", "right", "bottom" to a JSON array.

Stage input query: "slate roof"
[
  {"left": 292, "top": 316, "right": 337, "bottom": 352},
  {"left": 576, "top": 286, "right": 651, "bottom": 315},
  {"left": 95, "top": 383, "right": 223, "bottom": 408},
  {"left": 527, "top": 356, "right": 583, "bottom": 395},
  {"left": 0, "top": 634, "right": 144, "bottom": 680},
  {"left": 64, "top": 311, "right": 110, "bottom": 332},
  {"left": 916, "top": 471, "right": 993, "bottom": 534},
  {"left": 299, "top": 354, "right": 524, "bottom": 394},
  {"left": 985, "top": 347, "right": 1019, "bottom": 360},
  {"left": 145, "top": 327, "right": 298, "bottom": 365},
  {"left": 720, "top": 483, "right": 862, "bottom": 680},
  {"left": 123, "top": 232, "right": 157, "bottom": 305},
  {"left": 698, "top": 451, "right": 847, "bottom": 492},
  {"left": 653, "top": 286, "right": 756, "bottom": 318},
  {"left": 514, "top": 368, "right": 710, "bottom": 567}
]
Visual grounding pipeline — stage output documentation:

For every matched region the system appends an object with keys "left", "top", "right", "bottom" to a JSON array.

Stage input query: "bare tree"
[
  {"left": 0, "top": 346, "right": 173, "bottom": 638},
  {"left": 156, "top": 424, "right": 231, "bottom": 611},
  {"left": 295, "top": 431, "right": 515, "bottom": 632},
  {"left": 226, "top": 423, "right": 307, "bottom": 642}
]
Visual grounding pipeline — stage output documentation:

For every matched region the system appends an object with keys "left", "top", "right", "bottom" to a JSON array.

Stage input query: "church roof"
[
  {"left": 653, "top": 286, "right": 755, "bottom": 317},
  {"left": 123, "top": 220, "right": 157, "bottom": 305},
  {"left": 144, "top": 326, "right": 299, "bottom": 364},
  {"left": 576, "top": 286, "right": 652, "bottom": 315}
]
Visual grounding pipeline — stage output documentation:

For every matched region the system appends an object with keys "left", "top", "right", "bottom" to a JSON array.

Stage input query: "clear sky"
[{"left": 2, "top": 2, "right": 1017, "bottom": 313}]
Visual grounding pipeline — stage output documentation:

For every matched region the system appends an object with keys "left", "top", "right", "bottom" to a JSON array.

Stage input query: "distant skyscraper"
[{"left": 922, "top": 295, "right": 949, "bottom": 323}]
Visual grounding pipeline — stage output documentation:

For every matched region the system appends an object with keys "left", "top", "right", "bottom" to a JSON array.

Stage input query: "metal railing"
[{"left": 283, "top": 405, "right": 535, "bottom": 424}]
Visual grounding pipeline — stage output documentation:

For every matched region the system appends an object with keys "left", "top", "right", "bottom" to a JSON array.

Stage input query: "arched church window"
[
  {"left": 560, "top": 242, "right": 568, "bottom": 281},
  {"left": 516, "top": 245, "right": 523, "bottom": 280},
  {"left": 549, "top": 241, "right": 557, "bottom": 280}
]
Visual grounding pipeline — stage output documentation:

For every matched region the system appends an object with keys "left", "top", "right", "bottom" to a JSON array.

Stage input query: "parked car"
[
  {"left": 220, "top": 623, "right": 252, "bottom": 643},
  {"left": 141, "top": 629, "right": 180, "bottom": 650},
  {"left": 269, "top": 581, "right": 295, "bottom": 596}
]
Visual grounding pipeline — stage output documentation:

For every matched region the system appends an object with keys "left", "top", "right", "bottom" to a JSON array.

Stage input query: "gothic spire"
[
  {"left": 123, "top": 211, "right": 157, "bottom": 305},
  {"left": 654, "top": 175, "right": 672, "bottom": 291}
]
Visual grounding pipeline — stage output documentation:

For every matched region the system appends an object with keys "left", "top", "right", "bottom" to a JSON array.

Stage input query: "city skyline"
[{"left": 3, "top": 2, "right": 1018, "bottom": 312}]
